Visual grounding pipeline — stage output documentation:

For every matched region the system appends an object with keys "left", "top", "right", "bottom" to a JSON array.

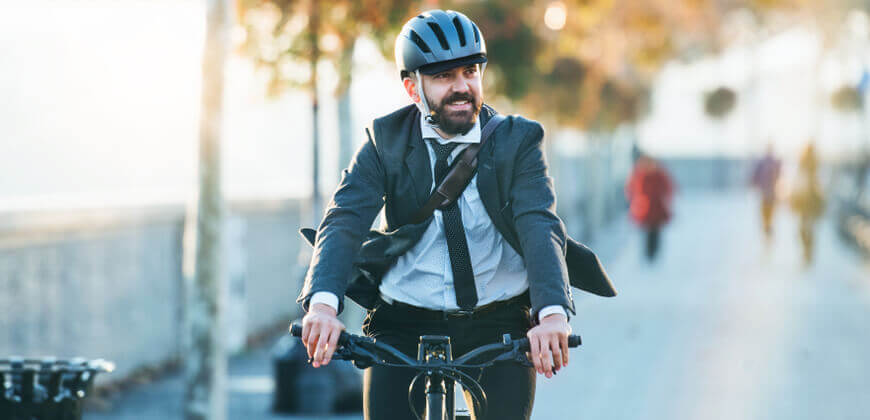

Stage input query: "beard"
[{"left": 427, "top": 92, "right": 482, "bottom": 135}]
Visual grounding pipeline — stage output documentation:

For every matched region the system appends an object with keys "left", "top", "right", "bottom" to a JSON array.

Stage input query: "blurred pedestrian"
[
  {"left": 750, "top": 144, "right": 782, "bottom": 241},
  {"left": 626, "top": 155, "right": 675, "bottom": 261},
  {"left": 789, "top": 142, "right": 825, "bottom": 265}
]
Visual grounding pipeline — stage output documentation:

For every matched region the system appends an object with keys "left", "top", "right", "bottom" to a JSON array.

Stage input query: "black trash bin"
[
  {"left": 271, "top": 334, "right": 362, "bottom": 414},
  {"left": 0, "top": 357, "right": 114, "bottom": 420}
]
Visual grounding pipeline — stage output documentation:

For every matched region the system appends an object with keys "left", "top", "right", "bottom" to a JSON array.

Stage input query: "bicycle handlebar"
[
  {"left": 289, "top": 323, "right": 581, "bottom": 365},
  {"left": 290, "top": 323, "right": 580, "bottom": 420}
]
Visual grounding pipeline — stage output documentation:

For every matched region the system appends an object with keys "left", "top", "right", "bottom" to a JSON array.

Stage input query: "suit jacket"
[{"left": 297, "top": 104, "right": 616, "bottom": 317}]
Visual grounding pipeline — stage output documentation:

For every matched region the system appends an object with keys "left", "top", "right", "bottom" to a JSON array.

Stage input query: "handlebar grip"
[
  {"left": 568, "top": 335, "right": 581, "bottom": 347},
  {"left": 289, "top": 323, "right": 351, "bottom": 346},
  {"left": 290, "top": 324, "right": 302, "bottom": 337},
  {"left": 516, "top": 334, "right": 581, "bottom": 351}
]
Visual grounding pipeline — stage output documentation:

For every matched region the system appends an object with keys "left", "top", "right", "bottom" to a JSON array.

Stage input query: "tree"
[
  {"left": 183, "top": 0, "right": 230, "bottom": 419},
  {"left": 237, "top": 0, "right": 323, "bottom": 224},
  {"left": 327, "top": 0, "right": 423, "bottom": 170},
  {"left": 238, "top": 0, "right": 421, "bottom": 224}
]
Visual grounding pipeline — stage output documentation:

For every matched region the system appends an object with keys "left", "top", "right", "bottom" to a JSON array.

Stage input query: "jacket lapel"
[
  {"left": 476, "top": 135, "right": 502, "bottom": 223},
  {"left": 476, "top": 108, "right": 498, "bottom": 215},
  {"left": 404, "top": 116, "right": 432, "bottom": 209},
  {"left": 475, "top": 107, "right": 519, "bottom": 252}
]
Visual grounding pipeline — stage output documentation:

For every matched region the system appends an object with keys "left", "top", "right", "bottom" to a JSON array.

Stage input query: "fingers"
[
  {"left": 559, "top": 333, "right": 569, "bottom": 367},
  {"left": 306, "top": 327, "right": 321, "bottom": 361},
  {"left": 528, "top": 324, "right": 572, "bottom": 378},
  {"left": 322, "top": 328, "right": 340, "bottom": 365},
  {"left": 540, "top": 346, "right": 553, "bottom": 378},
  {"left": 312, "top": 328, "right": 326, "bottom": 367},
  {"left": 550, "top": 338, "right": 563, "bottom": 372},
  {"left": 528, "top": 334, "right": 558, "bottom": 377},
  {"left": 528, "top": 334, "right": 544, "bottom": 375},
  {"left": 300, "top": 321, "right": 311, "bottom": 346},
  {"left": 300, "top": 311, "right": 345, "bottom": 368}
]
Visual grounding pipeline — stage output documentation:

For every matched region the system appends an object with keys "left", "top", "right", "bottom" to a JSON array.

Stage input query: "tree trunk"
[
  {"left": 310, "top": 0, "right": 322, "bottom": 225},
  {"left": 337, "top": 39, "right": 356, "bottom": 173},
  {"left": 183, "top": 1, "right": 229, "bottom": 419}
]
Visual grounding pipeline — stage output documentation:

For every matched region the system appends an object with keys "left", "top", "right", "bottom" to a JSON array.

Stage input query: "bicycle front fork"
[{"left": 425, "top": 373, "right": 450, "bottom": 420}]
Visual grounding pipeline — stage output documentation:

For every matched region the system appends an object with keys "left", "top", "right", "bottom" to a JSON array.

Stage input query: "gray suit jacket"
[{"left": 297, "top": 104, "right": 615, "bottom": 317}]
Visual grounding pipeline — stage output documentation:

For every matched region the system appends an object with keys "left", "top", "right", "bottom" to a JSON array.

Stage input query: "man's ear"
[{"left": 402, "top": 77, "right": 420, "bottom": 103}]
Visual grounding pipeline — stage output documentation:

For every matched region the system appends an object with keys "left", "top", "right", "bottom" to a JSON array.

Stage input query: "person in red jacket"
[{"left": 626, "top": 155, "right": 676, "bottom": 261}]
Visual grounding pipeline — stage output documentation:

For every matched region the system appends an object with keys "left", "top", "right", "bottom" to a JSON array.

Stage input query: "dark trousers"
[
  {"left": 361, "top": 297, "right": 536, "bottom": 420},
  {"left": 645, "top": 227, "right": 661, "bottom": 261}
]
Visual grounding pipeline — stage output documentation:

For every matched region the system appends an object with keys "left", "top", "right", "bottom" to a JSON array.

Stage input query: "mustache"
[{"left": 440, "top": 93, "right": 476, "bottom": 108}]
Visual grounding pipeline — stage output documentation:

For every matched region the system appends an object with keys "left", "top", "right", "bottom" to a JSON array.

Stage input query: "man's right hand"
[{"left": 300, "top": 303, "right": 345, "bottom": 368}]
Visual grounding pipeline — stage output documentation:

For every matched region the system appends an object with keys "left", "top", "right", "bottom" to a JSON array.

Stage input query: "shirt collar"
[{"left": 420, "top": 115, "right": 481, "bottom": 145}]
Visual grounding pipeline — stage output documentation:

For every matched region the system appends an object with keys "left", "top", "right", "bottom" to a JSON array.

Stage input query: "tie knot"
[{"left": 429, "top": 139, "right": 459, "bottom": 162}]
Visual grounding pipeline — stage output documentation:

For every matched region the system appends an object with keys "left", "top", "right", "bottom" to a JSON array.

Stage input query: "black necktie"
[{"left": 429, "top": 139, "right": 478, "bottom": 311}]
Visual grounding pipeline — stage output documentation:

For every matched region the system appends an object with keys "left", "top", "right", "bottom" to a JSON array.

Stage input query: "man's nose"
[{"left": 451, "top": 77, "right": 471, "bottom": 93}]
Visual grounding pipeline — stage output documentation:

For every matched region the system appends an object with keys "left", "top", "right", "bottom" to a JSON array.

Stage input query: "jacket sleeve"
[
  {"left": 296, "top": 135, "right": 386, "bottom": 313},
  {"left": 509, "top": 122, "right": 575, "bottom": 318}
]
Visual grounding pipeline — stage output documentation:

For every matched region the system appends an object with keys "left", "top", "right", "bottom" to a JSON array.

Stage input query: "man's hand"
[
  {"left": 300, "top": 303, "right": 345, "bottom": 368},
  {"left": 526, "top": 313, "right": 571, "bottom": 378}
]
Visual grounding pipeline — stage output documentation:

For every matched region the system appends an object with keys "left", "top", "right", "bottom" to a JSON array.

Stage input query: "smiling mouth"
[{"left": 446, "top": 100, "right": 472, "bottom": 110}]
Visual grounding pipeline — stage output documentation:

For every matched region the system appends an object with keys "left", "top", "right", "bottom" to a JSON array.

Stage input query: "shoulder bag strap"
[{"left": 410, "top": 114, "right": 507, "bottom": 224}]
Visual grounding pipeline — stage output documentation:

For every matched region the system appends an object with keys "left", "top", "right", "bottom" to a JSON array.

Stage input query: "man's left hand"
[{"left": 526, "top": 313, "right": 571, "bottom": 378}]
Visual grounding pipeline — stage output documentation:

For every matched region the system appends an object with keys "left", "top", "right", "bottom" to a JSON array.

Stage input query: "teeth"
[{"left": 451, "top": 100, "right": 468, "bottom": 105}]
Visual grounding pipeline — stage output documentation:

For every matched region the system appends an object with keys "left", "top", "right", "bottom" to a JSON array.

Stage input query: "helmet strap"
[{"left": 415, "top": 70, "right": 440, "bottom": 127}]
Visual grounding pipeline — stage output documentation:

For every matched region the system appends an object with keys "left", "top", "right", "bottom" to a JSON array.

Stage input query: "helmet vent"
[
  {"left": 426, "top": 22, "right": 450, "bottom": 50},
  {"left": 452, "top": 17, "right": 467, "bottom": 47},
  {"left": 409, "top": 30, "right": 432, "bottom": 53},
  {"left": 472, "top": 24, "right": 480, "bottom": 44}
]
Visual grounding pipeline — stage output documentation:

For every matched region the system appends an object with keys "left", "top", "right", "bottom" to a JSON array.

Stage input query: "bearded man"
[{"left": 296, "top": 9, "right": 614, "bottom": 420}]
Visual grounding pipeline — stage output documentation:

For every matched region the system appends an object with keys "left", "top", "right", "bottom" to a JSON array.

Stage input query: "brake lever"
[
  {"left": 489, "top": 342, "right": 534, "bottom": 368},
  {"left": 319, "top": 339, "right": 378, "bottom": 370}
]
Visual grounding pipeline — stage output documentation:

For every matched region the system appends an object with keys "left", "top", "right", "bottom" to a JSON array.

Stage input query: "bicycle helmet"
[
  {"left": 395, "top": 10, "right": 487, "bottom": 78},
  {"left": 395, "top": 10, "right": 487, "bottom": 124}
]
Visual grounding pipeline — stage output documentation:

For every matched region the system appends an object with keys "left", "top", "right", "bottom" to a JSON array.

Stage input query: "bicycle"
[
  {"left": 290, "top": 324, "right": 581, "bottom": 420},
  {"left": 1, "top": 357, "right": 114, "bottom": 420}
]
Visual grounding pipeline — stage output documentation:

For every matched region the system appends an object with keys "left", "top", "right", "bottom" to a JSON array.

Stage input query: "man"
[
  {"left": 625, "top": 154, "right": 675, "bottom": 262},
  {"left": 750, "top": 144, "right": 782, "bottom": 241},
  {"left": 297, "top": 10, "right": 614, "bottom": 419}
]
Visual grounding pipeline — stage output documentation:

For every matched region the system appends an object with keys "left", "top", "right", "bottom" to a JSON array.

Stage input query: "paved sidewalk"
[{"left": 533, "top": 191, "right": 870, "bottom": 420}]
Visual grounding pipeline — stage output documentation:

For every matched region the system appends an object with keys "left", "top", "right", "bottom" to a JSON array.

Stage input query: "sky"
[{"left": 1, "top": 0, "right": 868, "bottom": 211}]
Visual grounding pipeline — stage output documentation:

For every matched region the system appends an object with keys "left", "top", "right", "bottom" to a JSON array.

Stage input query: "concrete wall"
[{"left": 0, "top": 201, "right": 308, "bottom": 381}]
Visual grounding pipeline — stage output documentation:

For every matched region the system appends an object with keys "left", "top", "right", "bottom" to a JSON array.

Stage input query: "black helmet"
[{"left": 395, "top": 10, "right": 487, "bottom": 79}]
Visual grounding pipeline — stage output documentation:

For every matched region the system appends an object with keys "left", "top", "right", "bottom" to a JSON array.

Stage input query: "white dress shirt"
[{"left": 311, "top": 116, "right": 566, "bottom": 322}]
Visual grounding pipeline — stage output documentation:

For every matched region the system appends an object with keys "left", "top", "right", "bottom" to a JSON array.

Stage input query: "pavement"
[
  {"left": 83, "top": 191, "right": 870, "bottom": 420},
  {"left": 533, "top": 190, "right": 870, "bottom": 420}
]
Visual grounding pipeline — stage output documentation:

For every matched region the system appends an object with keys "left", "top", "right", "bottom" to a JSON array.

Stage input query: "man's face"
[{"left": 415, "top": 64, "right": 483, "bottom": 135}]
